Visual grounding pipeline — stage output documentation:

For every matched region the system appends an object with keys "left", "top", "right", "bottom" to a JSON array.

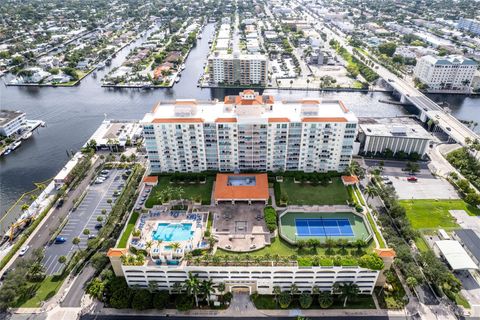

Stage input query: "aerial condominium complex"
[
  {"left": 207, "top": 52, "right": 268, "bottom": 86},
  {"left": 414, "top": 55, "right": 478, "bottom": 90},
  {"left": 141, "top": 90, "right": 358, "bottom": 173}
]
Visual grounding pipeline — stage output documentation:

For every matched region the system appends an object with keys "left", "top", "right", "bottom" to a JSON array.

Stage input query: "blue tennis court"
[{"left": 295, "top": 218, "right": 354, "bottom": 237}]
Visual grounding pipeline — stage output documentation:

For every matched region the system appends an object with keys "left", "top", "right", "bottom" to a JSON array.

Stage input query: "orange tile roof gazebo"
[{"left": 214, "top": 173, "right": 269, "bottom": 204}]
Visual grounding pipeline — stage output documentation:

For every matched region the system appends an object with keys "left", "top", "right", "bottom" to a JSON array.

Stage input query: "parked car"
[
  {"left": 384, "top": 180, "right": 393, "bottom": 185},
  {"left": 56, "top": 199, "right": 64, "bottom": 208},
  {"left": 94, "top": 223, "right": 103, "bottom": 230},
  {"left": 19, "top": 245, "right": 30, "bottom": 256},
  {"left": 54, "top": 236, "right": 67, "bottom": 244},
  {"left": 407, "top": 176, "right": 418, "bottom": 182},
  {"left": 88, "top": 234, "right": 96, "bottom": 240}
]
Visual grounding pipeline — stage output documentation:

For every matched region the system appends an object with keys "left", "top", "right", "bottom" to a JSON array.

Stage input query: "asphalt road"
[
  {"left": 61, "top": 264, "right": 96, "bottom": 307},
  {"left": 42, "top": 169, "right": 125, "bottom": 275},
  {"left": 7, "top": 157, "right": 103, "bottom": 271},
  {"left": 80, "top": 316, "right": 409, "bottom": 320}
]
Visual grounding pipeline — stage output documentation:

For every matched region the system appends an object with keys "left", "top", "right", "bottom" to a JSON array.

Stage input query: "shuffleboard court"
[{"left": 295, "top": 218, "right": 354, "bottom": 237}]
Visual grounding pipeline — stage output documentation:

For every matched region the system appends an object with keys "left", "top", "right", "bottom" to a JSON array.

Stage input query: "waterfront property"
[
  {"left": 0, "top": 110, "right": 26, "bottom": 137},
  {"left": 142, "top": 90, "right": 358, "bottom": 173},
  {"left": 279, "top": 208, "right": 372, "bottom": 244}
]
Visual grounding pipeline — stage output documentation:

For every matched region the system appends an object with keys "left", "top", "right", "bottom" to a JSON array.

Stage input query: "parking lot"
[
  {"left": 42, "top": 169, "right": 126, "bottom": 275},
  {"left": 364, "top": 159, "right": 459, "bottom": 200}
]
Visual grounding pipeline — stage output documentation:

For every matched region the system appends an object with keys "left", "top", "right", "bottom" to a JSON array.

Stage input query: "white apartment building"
[
  {"left": 458, "top": 18, "right": 480, "bottom": 35},
  {"left": 414, "top": 55, "right": 478, "bottom": 90},
  {"left": 0, "top": 110, "right": 26, "bottom": 137},
  {"left": 114, "top": 262, "right": 380, "bottom": 295},
  {"left": 141, "top": 90, "right": 358, "bottom": 173},
  {"left": 358, "top": 117, "right": 433, "bottom": 157},
  {"left": 207, "top": 52, "right": 268, "bottom": 86}
]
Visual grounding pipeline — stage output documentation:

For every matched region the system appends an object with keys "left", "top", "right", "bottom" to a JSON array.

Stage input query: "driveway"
[{"left": 42, "top": 169, "right": 125, "bottom": 275}]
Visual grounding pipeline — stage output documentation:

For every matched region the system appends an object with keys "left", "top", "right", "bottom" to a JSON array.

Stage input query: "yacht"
[
  {"left": 21, "top": 132, "right": 33, "bottom": 140},
  {"left": 180, "top": 64, "right": 186, "bottom": 70},
  {"left": 3, "top": 149, "right": 11, "bottom": 156},
  {"left": 10, "top": 141, "right": 21, "bottom": 150}
]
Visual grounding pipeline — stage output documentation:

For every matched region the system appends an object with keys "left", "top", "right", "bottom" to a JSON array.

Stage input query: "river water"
[{"left": 0, "top": 23, "right": 479, "bottom": 214}]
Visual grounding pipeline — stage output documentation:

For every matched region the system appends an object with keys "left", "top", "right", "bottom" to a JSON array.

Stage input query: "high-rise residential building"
[
  {"left": 414, "top": 55, "right": 478, "bottom": 90},
  {"left": 457, "top": 18, "right": 480, "bottom": 35},
  {"left": 141, "top": 90, "right": 358, "bottom": 173},
  {"left": 207, "top": 52, "right": 268, "bottom": 86}
]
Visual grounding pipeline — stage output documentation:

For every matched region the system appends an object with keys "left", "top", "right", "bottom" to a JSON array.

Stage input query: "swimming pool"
[{"left": 152, "top": 223, "right": 194, "bottom": 241}]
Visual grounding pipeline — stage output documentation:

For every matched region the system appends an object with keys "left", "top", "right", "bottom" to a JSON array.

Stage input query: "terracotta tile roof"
[
  {"left": 143, "top": 176, "right": 158, "bottom": 184},
  {"left": 107, "top": 248, "right": 127, "bottom": 257},
  {"left": 214, "top": 173, "right": 269, "bottom": 201},
  {"left": 302, "top": 117, "right": 348, "bottom": 122},
  {"left": 339, "top": 100, "right": 349, "bottom": 113},
  {"left": 301, "top": 99, "right": 321, "bottom": 104},
  {"left": 152, "top": 118, "right": 203, "bottom": 123},
  {"left": 175, "top": 100, "right": 197, "bottom": 105},
  {"left": 243, "top": 89, "right": 255, "bottom": 94},
  {"left": 268, "top": 117, "right": 290, "bottom": 123},
  {"left": 341, "top": 175, "right": 359, "bottom": 185},
  {"left": 215, "top": 117, "right": 237, "bottom": 123},
  {"left": 375, "top": 248, "right": 396, "bottom": 258}
]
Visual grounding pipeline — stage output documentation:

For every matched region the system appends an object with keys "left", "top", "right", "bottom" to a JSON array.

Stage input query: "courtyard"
[{"left": 274, "top": 177, "right": 351, "bottom": 206}]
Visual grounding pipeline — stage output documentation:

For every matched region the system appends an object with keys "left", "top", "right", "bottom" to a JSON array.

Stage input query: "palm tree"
[
  {"left": 290, "top": 283, "right": 299, "bottom": 296},
  {"left": 72, "top": 237, "right": 81, "bottom": 250},
  {"left": 200, "top": 279, "right": 215, "bottom": 305},
  {"left": 333, "top": 282, "right": 359, "bottom": 307},
  {"left": 318, "top": 291, "right": 334, "bottom": 308},
  {"left": 184, "top": 272, "right": 201, "bottom": 307},
  {"left": 148, "top": 281, "right": 158, "bottom": 293},
  {"left": 306, "top": 78, "right": 310, "bottom": 90},
  {"left": 106, "top": 199, "right": 113, "bottom": 208},
  {"left": 172, "top": 282, "right": 182, "bottom": 294},
  {"left": 146, "top": 240, "right": 153, "bottom": 256},
  {"left": 273, "top": 286, "right": 282, "bottom": 304},
  {"left": 58, "top": 255, "right": 67, "bottom": 265},
  {"left": 83, "top": 229, "right": 90, "bottom": 236},
  {"left": 325, "top": 238, "right": 335, "bottom": 255},
  {"left": 21, "top": 203, "right": 29, "bottom": 213},
  {"left": 273, "top": 254, "right": 281, "bottom": 266},
  {"left": 312, "top": 285, "right": 320, "bottom": 296},
  {"left": 364, "top": 185, "right": 378, "bottom": 202}
]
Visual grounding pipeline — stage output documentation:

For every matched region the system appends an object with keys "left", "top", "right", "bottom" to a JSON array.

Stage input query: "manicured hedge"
[{"left": 264, "top": 206, "right": 277, "bottom": 232}]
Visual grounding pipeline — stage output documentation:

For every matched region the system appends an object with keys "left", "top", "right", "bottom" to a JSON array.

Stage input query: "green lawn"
[
  {"left": 145, "top": 176, "right": 214, "bottom": 207},
  {"left": 16, "top": 275, "right": 65, "bottom": 308},
  {"left": 277, "top": 177, "right": 351, "bottom": 206},
  {"left": 118, "top": 211, "right": 139, "bottom": 248},
  {"left": 216, "top": 235, "right": 376, "bottom": 259},
  {"left": 414, "top": 236, "right": 430, "bottom": 253},
  {"left": 455, "top": 292, "right": 471, "bottom": 309},
  {"left": 400, "top": 199, "right": 479, "bottom": 230}
]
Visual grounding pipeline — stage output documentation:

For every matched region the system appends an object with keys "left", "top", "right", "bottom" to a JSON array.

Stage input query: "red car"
[{"left": 407, "top": 176, "right": 418, "bottom": 182}]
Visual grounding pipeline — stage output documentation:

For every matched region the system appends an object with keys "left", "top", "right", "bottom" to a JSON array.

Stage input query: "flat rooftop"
[
  {"left": 142, "top": 90, "right": 357, "bottom": 124},
  {"left": 359, "top": 117, "right": 432, "bottom": 139},
  {"left": 435, "top": 240, "right": 478, "bottom": 271},
  {"left": 214, "top": 173, "right": 269, "bottom": 201},
  {"left": 455, "top": 229, "right": 480, "bottom": 264},
  {"left": 0, "top": 110, "right": 25, "bottom": 127}
]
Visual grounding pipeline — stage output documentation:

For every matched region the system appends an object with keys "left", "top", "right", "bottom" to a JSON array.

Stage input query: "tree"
[
  {"left": 200, "top": 279, "right": 215, "bottom": 305},
  {"left": 318, "top": 291, "right": 333, "bottom": 308},
  {"left": 333, "top": 282, "right": 359, "bottom": 307},
  {"left": 153, "top": 290, "right": 169, "bottom": 309},
  {"left": 217, "top": 282, "right": 226, "bottom": 295},
  {"left": 273, "top": 285, "right": 282, "bottom": 305},
  {"left": 72, "top": 237, "right": 81, "bottom": 249},
  {"left": 83, "top": 228, "right": 90, "bottom": 236},
  {"left": 364, "top": 185, "right": 378, "bottom": 201},
  {"left": 107, "top": 198, "right": 113, "bottom": 208},
  {"left": 86, "top": 277, "right": 105, "bottom": 300},
  {"left": 296, "top": 239, "right": 307, "bottom": 250},
  {"left": 184, "top": 272, "right": 201, "bottom": 307},
  {"left": 405, "top": 161, "right": 419, "bottom": 174},
  {"left": 290, "top": 283, "right": 299, "bottom": 296},
  {"left": 131, "top": 289, "right": 153, "bottom": 310},
  {"left": 278, "top": 291, "right": 292, "bottom": 309},
  {"left": 97, "top": 215, "right": 104, "bottom": 223},
  {"left": 26, "top": 262, "right": 45, "bottom": 282},
  {"left": 21, "top": 203, "right": 29, "bottom": 212},
  {"left": 91, "top": 252, "right": 109, "bottom": 272},
  {"left": 378, "top": 42, "right": 397, "bottom": 57},
  {"left": 299, "top": 293, "right": 313, "bottom": 309},
  {"left": 406, "top": 276, "right": 418, "bottom": 289},
  {"left": 58, "top": 255, "right": 67, "bottom": 264}
]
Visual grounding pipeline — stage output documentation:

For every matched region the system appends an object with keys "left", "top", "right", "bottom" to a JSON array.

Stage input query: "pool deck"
[
  {"left": 212, "top": 203, "right": 271, "bottom": 252},
  {"left": 130, "top": 206, "right": 208, "bottom": 262}
]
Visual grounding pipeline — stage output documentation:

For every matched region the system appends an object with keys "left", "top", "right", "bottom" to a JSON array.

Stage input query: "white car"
[{"left": 19, "top": 245, "right": 30, "bottom": 256}]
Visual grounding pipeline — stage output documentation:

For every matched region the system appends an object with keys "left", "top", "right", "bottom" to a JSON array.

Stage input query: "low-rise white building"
[
  {"left": 358, "top": 117, "right": 433, "bottom": 157},
  {"left": 414, "top": 55, "right": 478, "bottom": 90},
  {"left": 0, "top": 110, "right": 26, "bottom": 137}
]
